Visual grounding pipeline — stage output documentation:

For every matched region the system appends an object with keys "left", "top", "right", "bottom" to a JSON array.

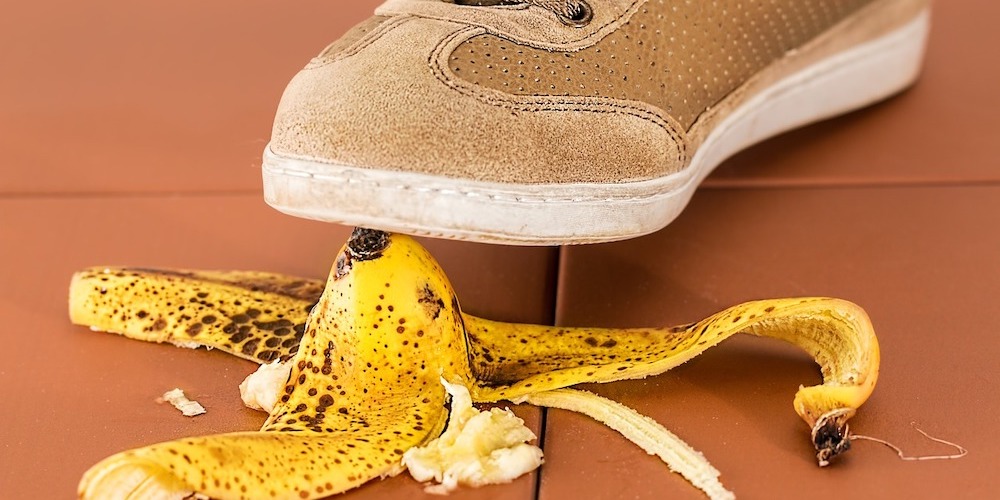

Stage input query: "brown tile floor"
[
  {"left": 546, "top": 186, "right": 1000, "bottom": 499},
  {"left": 1, "top": 1, "right": 996, "bottom": 499},
  {"left": 0, "top": 0, "right": 363, "bottom": 195}
]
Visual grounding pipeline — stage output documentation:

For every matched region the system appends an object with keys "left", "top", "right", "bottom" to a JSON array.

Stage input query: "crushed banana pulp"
[
  {"left": 240, "top": 360, "right": 292, "bottom": 414},
  {"left": 160, "top": 388, "right": 206, "bottom": 417},
  {"left": 403, "top": 380, "right": 543, "bottom": 494}
]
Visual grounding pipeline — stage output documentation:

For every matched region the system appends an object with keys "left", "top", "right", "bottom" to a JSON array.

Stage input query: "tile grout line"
[
  {"left": 532, "top": 245, "right": 570, "bottom": 500},
  {"left": 532, "top": 398, "right": 548, "bottom": 500}
]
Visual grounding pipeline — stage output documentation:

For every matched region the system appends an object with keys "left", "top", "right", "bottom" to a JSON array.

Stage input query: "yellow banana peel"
[{"left": 70, "top": 229, "right": 879, "bottom": 499}]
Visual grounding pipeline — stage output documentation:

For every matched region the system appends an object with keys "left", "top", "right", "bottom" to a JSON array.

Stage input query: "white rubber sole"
[{"left": 263, "top": 8, "right": 930, "bottom": 246}]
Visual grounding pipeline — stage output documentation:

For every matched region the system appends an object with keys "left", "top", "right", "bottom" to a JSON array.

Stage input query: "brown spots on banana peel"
[
  {"left": 70, "top": 267, "right": 315, "bottom": 363},
  {"left": 466, "top": 298, "right": 879, "bottom": 467},
  {"left": 79, "top": 431, "right": 429, "bottom": 499},
  {"left": 75, "top": 233, "right": 880, "bottom": 499},
  {"left": 418, "top": 283, "right": 445, "bottom": 320}
]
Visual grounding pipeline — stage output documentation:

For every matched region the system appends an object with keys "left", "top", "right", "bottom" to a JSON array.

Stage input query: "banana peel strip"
[{"left": 521, "top": 389, "right": 734, "bottom": 500}]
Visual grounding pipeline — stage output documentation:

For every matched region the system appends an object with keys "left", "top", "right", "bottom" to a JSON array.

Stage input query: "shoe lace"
[{"left": 451, "top": 0, "right": 593, "bottom": 26}]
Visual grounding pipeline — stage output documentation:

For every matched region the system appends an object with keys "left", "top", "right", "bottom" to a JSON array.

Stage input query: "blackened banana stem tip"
[
  {"left": 348, "top": 228, "right": 390, "bottom": 261},
  {"left": 813, "top": 408, "right": 854, "bottom": 467}
]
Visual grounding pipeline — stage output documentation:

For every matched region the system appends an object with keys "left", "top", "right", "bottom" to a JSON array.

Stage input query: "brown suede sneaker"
[{"left": 263, "top": 0, "right": 931, "bottom": 245}]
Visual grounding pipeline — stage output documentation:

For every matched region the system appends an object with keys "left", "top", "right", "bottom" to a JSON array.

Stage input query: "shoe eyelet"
[{"left": 558, "top": 0, "right": 593, "bottom": 27}]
